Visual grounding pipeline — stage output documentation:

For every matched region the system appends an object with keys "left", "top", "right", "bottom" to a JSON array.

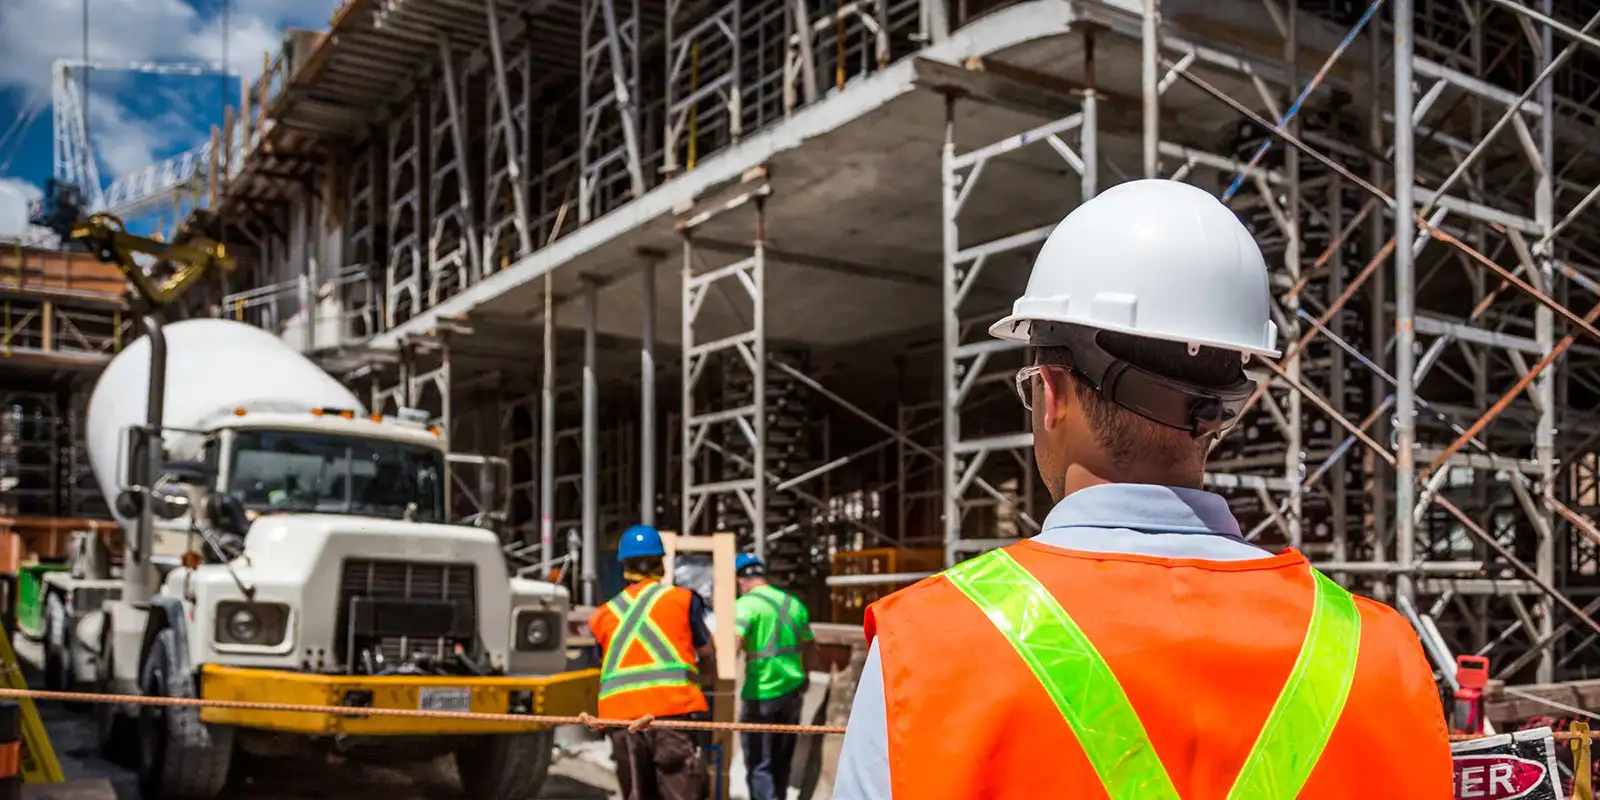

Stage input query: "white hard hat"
[{"left": 989, "top": 179, "right": 1280, "bottom": 359}]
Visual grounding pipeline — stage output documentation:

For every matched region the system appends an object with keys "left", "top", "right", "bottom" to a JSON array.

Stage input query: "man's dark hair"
[
  {"left": 1036, "top": 331, "right": 1245, "bottom": 471},
  {"left": 622, "top": 556, "right": 665, "bottom": 577}
]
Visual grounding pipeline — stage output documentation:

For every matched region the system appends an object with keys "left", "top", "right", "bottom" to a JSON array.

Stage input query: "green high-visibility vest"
[
  {"left": 944, "top": 549, "right": 1362, "bottom": 799},
  {"left": 599, "top": 584, "right": 698, "bottom": 700}
]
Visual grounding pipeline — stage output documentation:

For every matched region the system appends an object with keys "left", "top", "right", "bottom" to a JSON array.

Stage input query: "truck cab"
[{"left": 151, "top": 407, "right": 572, "bottom": 677}]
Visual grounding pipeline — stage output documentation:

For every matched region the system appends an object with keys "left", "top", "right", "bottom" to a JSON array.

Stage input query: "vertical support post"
[
  {"left": 1392, "top": 0, "right": 1418, "bottom": 606},
  {"left": 752, "top": 202, "right": 769, "bottom": 559},
  {"left": 1329, "top": 174, "right": 1349, "bottom": 576},
  {"left": 921, "top": 0, "right": 949, "bottom": 45},
  {"left": 940, "top": 97, "right": 960, "bottom": 567},
  {"left": 1081, "top": 30, "right": 1099, "bottom": 201},
  {"left": 1283, "top": 0, "right": 1304, "bottom": 550},
  {"left": 435, "top": 35, "right": 484, "bottom": 276},
  {"left": 601, "top": 0, "right": 647, "bottom": 200},
  {"left": 540, "top": 273, "right": 556, "bottom": 575},
  {"left": 439, "top": 342, "right": 454, "bottom": 446},
  {"left": 680, "top": 234, "right": 694, "bottom": 541},
  {"left": 582, "top": 278, "right": 600, "bottom": 605},
  {"left": 895, "top": 399, "right": 908, "bottom": 544},
  {"left": 641, "top": 258, "right": 657, "bottom": 526},
  {"left": 484, "top": 0, "right": 533, "bottom": 256},
  {"left": 1534, "top": 0, "right": 1557, "bottom": 683},
  {"left": 1366, "top": 17, "right": 1389, "bottom": 598},
  {"left": 1141, "top": 0, "right": 1160, "bottom": 178},
  {"left": 790, "top": 0, "right": 819, "bottom": 108}
]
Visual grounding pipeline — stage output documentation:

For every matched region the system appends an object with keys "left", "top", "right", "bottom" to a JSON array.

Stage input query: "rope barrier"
[
  {"left": 7, "top": 686, "right": 1584, "bottom": 744},
  {"left": 0, "top": 688, "right": 847, "bottom": 736}
]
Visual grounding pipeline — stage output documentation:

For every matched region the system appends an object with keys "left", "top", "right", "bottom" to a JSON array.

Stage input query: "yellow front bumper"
[{"left": 197, "top": 665, "right": 599, "bottom": 737}]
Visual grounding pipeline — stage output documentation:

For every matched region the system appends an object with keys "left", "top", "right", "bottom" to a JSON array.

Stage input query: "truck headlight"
[
  {"left": 215, "top": 602, "right": 289, "bottom": 647},
  {"left": 513, "top": 610, "right": 561, "bottom": 652}
]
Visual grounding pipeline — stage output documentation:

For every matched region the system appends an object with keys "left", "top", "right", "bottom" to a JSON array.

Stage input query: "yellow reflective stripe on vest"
[
  {"left": 944, "top": 549, "right": 1362, "bottom": 800},
  {"left": 600, "top": 584, "right": 697, "bottom": 699},
  {"left": 747, "top": 588, "right": 803, "bottom": 660},
  {"left": 1228, "top": 568, "right": 1361, "bottom": 799}
]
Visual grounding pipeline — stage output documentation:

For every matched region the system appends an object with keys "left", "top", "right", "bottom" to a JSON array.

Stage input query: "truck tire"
[
  {"left": 42, "top": 593, "right": 67, "bottom": 691},
  {"left": 93, "top": 626, "right": 136, "bottom": 767},
  {"left": 136, "top": 627, "right": 233, "bottom": 800},
  {"left": 454, "top": 729, "right": 553, "bottom": 799},
  {"left": 42, "top": 593, "right": 85, "bottom": 710}
]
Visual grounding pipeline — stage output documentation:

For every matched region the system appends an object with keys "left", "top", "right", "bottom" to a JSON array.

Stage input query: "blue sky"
[{"left": 0, "top": 0, "right": 337, "bottom": 234}]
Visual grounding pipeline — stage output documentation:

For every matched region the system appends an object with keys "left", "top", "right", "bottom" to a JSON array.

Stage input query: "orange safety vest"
[
  {"left": 589, "top": 580, "right": 709, "bottom": 720},
  {"left": 864, "top": 542, "right": 1453, "bottom": 799}
]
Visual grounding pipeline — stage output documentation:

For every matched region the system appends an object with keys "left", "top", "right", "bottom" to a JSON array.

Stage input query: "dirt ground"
[
  {"left": 41, "top": 699, "right": 621, "bottom": 799},
  {"left": 29, "top": 662, "right": 621, "bottom": 799}
]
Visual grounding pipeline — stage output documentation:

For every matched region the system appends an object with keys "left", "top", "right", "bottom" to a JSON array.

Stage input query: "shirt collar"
[{"left": 1040, "top": 482, "right": 1244, "bottom": 538}]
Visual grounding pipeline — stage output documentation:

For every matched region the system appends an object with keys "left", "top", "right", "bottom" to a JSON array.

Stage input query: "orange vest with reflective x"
[
  {"left": 864, "top": 542, "right": 1453, "bottom": 799},
  {"left": 589, "top": 581, "right": 708, "bottom": 720}
]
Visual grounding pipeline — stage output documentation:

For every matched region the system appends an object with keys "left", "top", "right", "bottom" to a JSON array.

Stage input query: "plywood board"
[
  {"left": 660, "top": 531, "right": 737, "bottom": 800},
  {"left": 0, "top": 246, "right": 124, "bottom": 300}
]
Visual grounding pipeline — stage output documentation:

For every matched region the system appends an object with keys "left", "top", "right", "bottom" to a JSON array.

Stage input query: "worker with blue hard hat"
[
  {"left": 733, "top": 552, "right": 814, "bottom": 800},
  {"left": 618, "top": 523, "right": 666, "bottom": 561},
  {"left": 589, "top": 524, "right": 715, "bottom": 800}
]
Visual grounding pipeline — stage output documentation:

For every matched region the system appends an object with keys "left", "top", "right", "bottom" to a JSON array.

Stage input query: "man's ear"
[{"left": 1041, "top": 368, "right": 1073, "bottom": 431}]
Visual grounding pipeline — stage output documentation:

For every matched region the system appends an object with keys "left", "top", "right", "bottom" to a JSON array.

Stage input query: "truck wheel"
[
  {"left": 93, "top": 627, "right": 136, "bottom": 767},
  {"left": 136, "top": 628, "right": 232, "bottom": 800},
  {"left": 42, "top": 593, "right": 67, "bottom": 691},
  {"left": 454, "top": 729, "right": 553, "bottom": 800},
  {"left": 42, "top": 593, "right": 85, "bottom": 710}
]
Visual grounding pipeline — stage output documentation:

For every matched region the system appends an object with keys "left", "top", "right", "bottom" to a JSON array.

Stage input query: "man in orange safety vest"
[
  {"left": 590, "top": 524, "right": 716, "bottom": 800},
  {"left": 834, "top": 180, "right": 1453, "bottom": 799}
]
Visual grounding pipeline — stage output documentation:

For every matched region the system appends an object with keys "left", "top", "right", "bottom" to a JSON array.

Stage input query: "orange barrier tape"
[
  {"left": 0, "top": 740, "right": 17, "bottom": 779},
  {"left": 5, "top": 686, "right": 1557, "bottom": 743}
]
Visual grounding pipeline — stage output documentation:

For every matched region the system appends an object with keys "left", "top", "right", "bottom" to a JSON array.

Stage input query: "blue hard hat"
[
  {"left": 735, "top": 553, "right": 764, "bottom": 574},
  {"left": 617, "top": 525, "right": 665, "bottom": 562}
]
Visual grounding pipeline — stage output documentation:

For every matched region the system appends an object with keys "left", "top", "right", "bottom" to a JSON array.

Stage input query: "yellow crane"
[{"left": 32, "top": 179, "right": 233, "bottom": 306}]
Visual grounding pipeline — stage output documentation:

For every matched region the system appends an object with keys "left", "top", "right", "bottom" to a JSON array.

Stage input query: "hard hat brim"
[{"left": 988, "top": 313, "right": 1283, "bottom": 360}]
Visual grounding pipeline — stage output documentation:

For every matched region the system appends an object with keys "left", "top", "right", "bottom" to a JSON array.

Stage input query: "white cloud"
[
  {"left": 0, "top": 177, "right": 44, "bottom": 238},
  {"left": 85, "top": 93, "right": 186, "bottom": 175},
  {"left": 0, "top": 0, "right": 338, "bottom": 176},
  {"left": 0, "top": 0, "right": 337, "bottom": 91},
  {"left": 187, "top": 13, "right": 293, "bottom": 82}
]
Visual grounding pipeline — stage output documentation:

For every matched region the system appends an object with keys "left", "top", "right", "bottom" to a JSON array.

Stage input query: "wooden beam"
[{"left": 1485, "top": 677, "right": 1600, "bottom": 724}]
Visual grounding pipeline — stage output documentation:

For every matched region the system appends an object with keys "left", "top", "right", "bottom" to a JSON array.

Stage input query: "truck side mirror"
[
  {"left": 114, "top": 489, "right": 143, "bottom": 519},
  {"left": 147, "top": 482, "right": 194, "bottom": 521}
]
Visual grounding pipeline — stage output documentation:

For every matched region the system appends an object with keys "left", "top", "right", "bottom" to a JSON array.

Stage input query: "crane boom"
[{"left": 31, "top": 179, "right": 234, "bottom": 307}]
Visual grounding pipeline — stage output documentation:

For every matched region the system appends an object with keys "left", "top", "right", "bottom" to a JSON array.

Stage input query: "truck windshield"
[{"left": 226, "top": 430, "right": 446, "bottom": 523}]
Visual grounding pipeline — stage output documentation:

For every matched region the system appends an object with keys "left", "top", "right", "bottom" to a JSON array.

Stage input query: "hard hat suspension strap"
[{"left": 1031, "top": 323, "right": 1256, "bottom": 439}]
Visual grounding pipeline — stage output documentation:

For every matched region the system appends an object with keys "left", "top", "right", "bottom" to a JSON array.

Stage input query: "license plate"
[{"left": 418, "top": 687, "right": 471, "bottom": 712}]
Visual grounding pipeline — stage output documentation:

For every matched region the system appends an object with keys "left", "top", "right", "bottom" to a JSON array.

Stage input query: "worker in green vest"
[{"left": 733, "top": 553, "right": 813, "bottom": 800}]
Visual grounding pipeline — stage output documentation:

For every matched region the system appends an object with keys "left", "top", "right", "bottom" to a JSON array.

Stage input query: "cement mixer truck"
[{"left": 35, "top": 317, "right": 596, "bottom": 800}]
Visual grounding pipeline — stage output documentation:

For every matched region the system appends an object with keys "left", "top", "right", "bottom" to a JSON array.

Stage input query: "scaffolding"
[
  {"left": 146, "top": 0, "right": 1600, "bottom": 695},
  {"left": 0, "top": 244, "right": 125, "bottom": 530}
]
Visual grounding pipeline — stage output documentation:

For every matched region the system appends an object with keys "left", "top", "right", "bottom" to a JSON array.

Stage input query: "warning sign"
[{"left": 1452, "top": 727, "right": 1565, "bottom": 800}]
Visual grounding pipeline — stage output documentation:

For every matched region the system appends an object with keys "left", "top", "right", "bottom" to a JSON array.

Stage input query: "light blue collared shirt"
[{"left": 832, "top": 483, "right": 1274, "bottom": 799}]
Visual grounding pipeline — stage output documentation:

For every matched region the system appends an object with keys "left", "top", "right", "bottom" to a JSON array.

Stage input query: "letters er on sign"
[{"left": 1450, "top": 727, "right": 1565, "bottom": 800}]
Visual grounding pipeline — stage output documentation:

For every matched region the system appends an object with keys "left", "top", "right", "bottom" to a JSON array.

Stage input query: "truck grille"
[{"left": 335, "top": 559, "right": 478, "bottom": 668}]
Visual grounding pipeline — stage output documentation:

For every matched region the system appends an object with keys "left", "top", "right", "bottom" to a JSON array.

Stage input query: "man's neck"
[{"left": 1059, "top": 463, "right": 1204, "bottom": 499}]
